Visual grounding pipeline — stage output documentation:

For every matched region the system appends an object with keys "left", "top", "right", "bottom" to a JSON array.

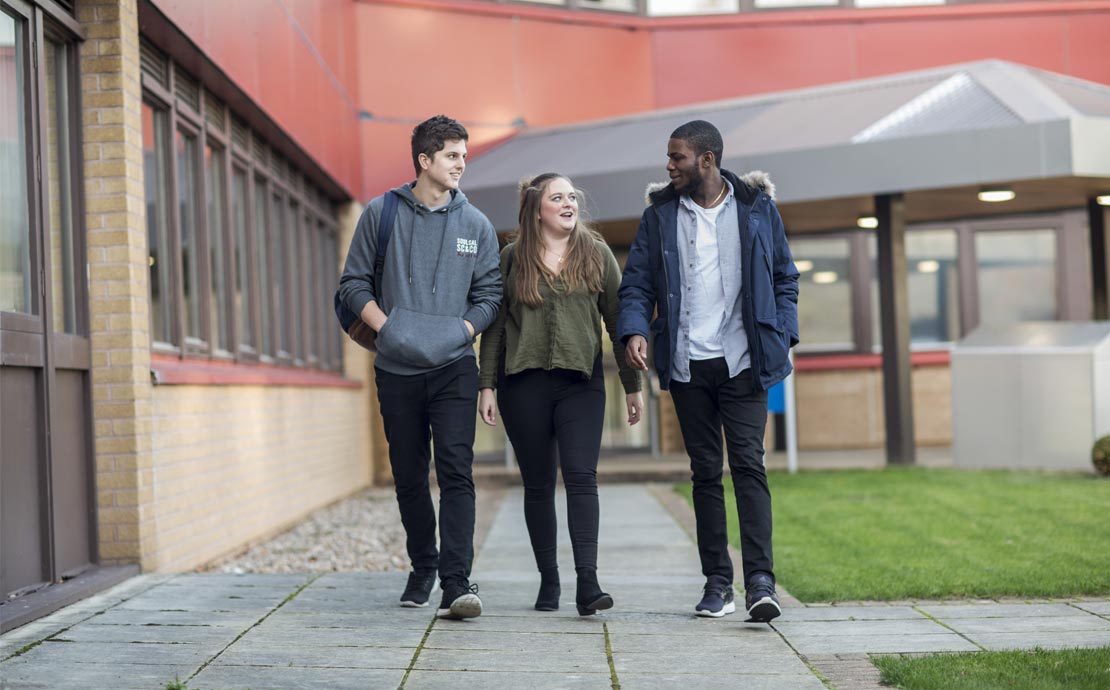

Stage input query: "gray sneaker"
[{"left": 436, "top": 582, "right": 482, "bottom": 620}]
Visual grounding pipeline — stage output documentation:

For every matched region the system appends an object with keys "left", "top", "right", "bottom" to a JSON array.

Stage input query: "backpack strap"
[{"left": 372, "top": 191, "right": 399, "bottom": 295}]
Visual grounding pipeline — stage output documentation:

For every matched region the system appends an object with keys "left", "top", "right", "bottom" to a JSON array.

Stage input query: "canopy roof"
[{"left": 462, "top": 60, "right": 1110, "bottom": 233}]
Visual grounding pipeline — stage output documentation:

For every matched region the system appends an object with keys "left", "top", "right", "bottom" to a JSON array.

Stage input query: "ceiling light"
[
  {"left": 978, "top": 187, "right": 1015, "bottom": 203},
  {"left": 795, "top": 260, "right": 814, "bottom": 273},
  {"left": 1097, "top": 195, "right": 1110, "bottom": 207},
  {"left": 857, "top": 216, "right": 878, "bottom": 229},
  {"left": 813, "top": 271, "right": 838, "bottom": 284},
  {"left": 917, "top": 260, "right": 940, "bottom": 274}
]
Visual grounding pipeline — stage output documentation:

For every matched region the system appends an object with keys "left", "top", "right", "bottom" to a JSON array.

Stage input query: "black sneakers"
[
  {"left": 744, "top": 573, "right": 782, "bottom": 623},
  {"left": 695, "top": 583, "right": 736, "bottom": 618},
  {"left": 436, "top": 582, "right": 483, "bottom": 620},
  {"left": 399, "top": 569, "right": 437, "bottom": 608}
]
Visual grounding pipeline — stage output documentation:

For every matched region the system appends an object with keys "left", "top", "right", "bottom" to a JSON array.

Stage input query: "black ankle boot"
[
  {"left": 575, "top": 568, "right": 613, "bottom": 616},
  {"left": 535, "top": 568, "right": 560, "bottom": 611}
]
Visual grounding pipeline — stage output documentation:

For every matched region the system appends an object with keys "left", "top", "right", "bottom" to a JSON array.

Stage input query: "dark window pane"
[
  {"left": 142, "top": 103, "right": 172, "bottom": 343},
  {"left": 232, "top": 167, "right": 252, "bottom": 350},
  {"left": 870, "top": 230, "right": 960, "bottom": 345},
  {"left": 269, "top": 192, "right": 286, "bottom": 356},
  {"left": 176, "top": 129, "right": 201, "bottom": 340},
  {"left": 976, "top": 230, "right": 1057, "bottom": 326},
  {"left": 287, "top": 201, "right": 302, "bottom": 362},
  {"left": 205, "top": 144, "right": 228, "bottom": 351},
  {"left": 1, "top": 12, "right": 31, "bottom": 314},
  {"left": 791, "top": 236, "right": 854, "bottom": 351},
  {"left": 254, "top": 177, "right": 271, "bottom": 356},
  {"left": 45, "top": 39, "right": 77, "bottom": 333}
]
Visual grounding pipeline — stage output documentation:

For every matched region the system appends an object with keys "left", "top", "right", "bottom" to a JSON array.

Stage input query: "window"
[
  {"left": 753, "top": 0, "right": 837, "bottom": 8},
  {"left": 231, "top": 166, "right": 253, "bottom": 352},
  {"left": 205, "top": 143, "right": 229, "bottom": 352},
  {"left": 976, "top": 230, "right": 1056, "bottom": 327},
  {"left": 45, "top": 37, "right": 77, "bottom": 333},
  {"left": 791, "top": 236, "right": 854, "bottom": 351},
  {"left": 139, "top": 41, "right": 343, "bottom": 371},
  {"left": 649, "top": 0, "right": 740, "bottom": 14},
  {"left": 870, "top": 229, "right": 960, "bottom": 345},
  {"left": 1, "top": 9, "right": 30, "bottom": 314},
  {"left": 143, "top": 103, "right": 173, "bottom": 344}
]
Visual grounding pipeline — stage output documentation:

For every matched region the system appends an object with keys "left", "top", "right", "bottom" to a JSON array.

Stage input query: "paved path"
[{"left": 2, "top": 484, "right": 1109, "bottom": 689}]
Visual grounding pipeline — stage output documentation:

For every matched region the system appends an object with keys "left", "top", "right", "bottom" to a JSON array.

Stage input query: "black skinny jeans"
[
  {"left": 669, "top": 358, "right": 774, "bottom": 587},
  {"left": 375, "top": 356, "right": 478, "bottom": 588},
  {"left": 497, "top": 356, "right": 606, "bottom": 573}
]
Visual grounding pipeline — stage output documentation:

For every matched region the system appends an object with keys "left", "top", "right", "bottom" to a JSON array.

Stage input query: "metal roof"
[{"left": 462, "top": 60, "right": 1110, "bottom": 231}]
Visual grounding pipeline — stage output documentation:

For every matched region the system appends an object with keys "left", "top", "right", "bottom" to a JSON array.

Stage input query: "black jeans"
[
  {"left": 375, "top": 356, "right": 478, "bottom": 587},
  {"left": 669, "top": 358, "right": 774, "bottom": 587},
  {"left": 497, "top": 356, "right": 606, "bottom": 573}
]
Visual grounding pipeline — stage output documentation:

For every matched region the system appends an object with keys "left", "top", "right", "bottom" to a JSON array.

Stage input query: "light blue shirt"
[{"left": 672, "top": 180, "right": 751, "bottom": 383}]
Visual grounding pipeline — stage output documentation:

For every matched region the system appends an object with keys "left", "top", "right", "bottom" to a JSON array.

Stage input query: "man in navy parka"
[{"left": 618, "top": 120, "right": 799, "bottom": 623}]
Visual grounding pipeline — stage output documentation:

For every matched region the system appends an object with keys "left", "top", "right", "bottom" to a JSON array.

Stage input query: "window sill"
[
  {"left": 151, "top": 354, "right": 361, "bottom": 388},
  {"left": 795, "top": 350, "right": 950, "bottom": 372}
]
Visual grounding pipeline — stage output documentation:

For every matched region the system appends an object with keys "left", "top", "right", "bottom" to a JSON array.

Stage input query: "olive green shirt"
[{"left": 478, "top": 240, "right": 641, "bottom": 394}]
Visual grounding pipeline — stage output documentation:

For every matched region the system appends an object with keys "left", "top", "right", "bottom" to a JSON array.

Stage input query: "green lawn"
[
  {"left": 873, "top": 647, "right": 1110, "bottom": 690},
  {"left": 676, "top": 468, "right": 1110, "bottom": 601}
]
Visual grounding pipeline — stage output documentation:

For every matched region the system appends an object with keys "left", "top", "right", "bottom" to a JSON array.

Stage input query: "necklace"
[
  {"left": 706, "top": 183, "right": 728, "bottom": 208},
  {"left": 546, "top": 247, "right": 566, "bottom": 263}
]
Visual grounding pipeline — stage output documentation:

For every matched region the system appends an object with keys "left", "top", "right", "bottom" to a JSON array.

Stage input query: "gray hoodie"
[{"left": 338, "top": 183, "right": 502, "bottom": 375}]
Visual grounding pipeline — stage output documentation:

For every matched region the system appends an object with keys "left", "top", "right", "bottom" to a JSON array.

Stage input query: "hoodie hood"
[
  {"left": 392, "top": 182, "right": 471, "bottom": 212},
  {"left": 645, "top": 170, "right": 776, "bottom": 206}
]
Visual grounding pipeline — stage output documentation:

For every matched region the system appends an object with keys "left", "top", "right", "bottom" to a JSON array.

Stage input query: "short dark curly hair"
[
  {"left": 670, "top": 120, "right": 724, "bottom": 169},
  {"left": 411, "top": 115, "right": 469, "bottom": 177}
]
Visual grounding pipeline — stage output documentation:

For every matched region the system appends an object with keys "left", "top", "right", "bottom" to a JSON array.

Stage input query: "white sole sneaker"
[
  {"left": 695, "top": 600, "right": 736, "bottom": 618},
  {"left": 400, "top": 581, "right": 439, "bottom": 608},
  {"left": 745, "top": 596, "right": 782, "bottom": 623},
  {"left": 436, "top": 592, "right": 482, "bottom": 620}
]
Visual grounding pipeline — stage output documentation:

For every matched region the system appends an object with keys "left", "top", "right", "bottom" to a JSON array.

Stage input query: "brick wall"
[{"left": 79, "top": 0, "right": 158, "bottom": 568}]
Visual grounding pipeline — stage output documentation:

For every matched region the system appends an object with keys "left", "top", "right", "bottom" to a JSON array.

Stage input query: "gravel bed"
[{"left": 200, "top": 488, "right": 411, "bottom": 574}]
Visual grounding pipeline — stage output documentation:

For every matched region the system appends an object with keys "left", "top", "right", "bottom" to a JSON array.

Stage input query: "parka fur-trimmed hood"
[{"left": 645, "top": 170, "right": 776, "bottom": 206}]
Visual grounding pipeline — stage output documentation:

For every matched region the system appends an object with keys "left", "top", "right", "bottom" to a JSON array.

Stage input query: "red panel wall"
[
  {"left": 149, "top": 1, "right": 1110, "bottom": 203},
  {"left": 652, "top": 4, "right": 1110, "bottom": 108},
  {"left": 149, "top": 0, "right": 363, "bottom": 198},
  {"left": 354, "top": 2, "right": 655, "bottom": 199}
]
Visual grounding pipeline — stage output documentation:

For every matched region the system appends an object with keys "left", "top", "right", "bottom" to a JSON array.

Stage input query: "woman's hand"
[
  {"left": 479, "top": 388, "right": 498, "bottom": 426},
  {"left": 626, "top": 391, "right": 644, "bottom": 426}
]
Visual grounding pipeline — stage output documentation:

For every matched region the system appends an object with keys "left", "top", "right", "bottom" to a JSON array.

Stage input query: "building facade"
[{"left": 2, "top": 0, "right": 1108, "bottom": 627}]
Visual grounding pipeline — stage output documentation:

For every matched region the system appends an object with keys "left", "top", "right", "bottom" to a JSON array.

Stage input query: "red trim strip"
[
  {"left": 795, "top": 350, "right": 950, "bottom": 372},
  {"left": 151, "top": 354, "right": 363, "bottom": 389}
]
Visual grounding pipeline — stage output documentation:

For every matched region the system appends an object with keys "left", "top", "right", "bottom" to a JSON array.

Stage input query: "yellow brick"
[
  {"left": 83, "top": 91, "right": 125, "bottom": 108},
  {"left": 96, "top": 471, "right": 136, "bottom": 489},
  {"left": 85, "top": 159, "right": 127, "bottom": 178},
  {"left": 116, "top": 524, "right": 139, "bottom": 541},
  {"left": 85, "top": 126, "right": 125, "bottom": 144},
  {"left": 98, "top": 39, "right": 122, "bottom": 56},
  {"left": 98, "top": 542, "right": 138, "bottom": 561}
]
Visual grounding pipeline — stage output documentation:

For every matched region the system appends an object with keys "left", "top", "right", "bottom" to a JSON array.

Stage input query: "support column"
[
  {"left": 875, "top": 194, "right": 916, "bottom": 465},
  {"left": 1090, "top": 199, "right": 1109, "bottom": 321},
  {"left": 79, "top": 0, "right": 157, "bottom": 569}
]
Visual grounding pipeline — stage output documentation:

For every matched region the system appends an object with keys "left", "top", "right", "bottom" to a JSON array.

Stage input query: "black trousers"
[
  {"left": 498, "top": 357, "right": 606, "bottom": 573},
  {"left": 375, "top": 356, "right": 478, "bottom": 587},
  {"left": 669, "top": 358, "right": 774, "bottom": 587}
]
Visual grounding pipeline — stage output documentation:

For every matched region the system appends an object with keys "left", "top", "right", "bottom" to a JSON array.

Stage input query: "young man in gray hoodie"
[{"left": 338, "top": 115, "right": 502, "bottom": 620}]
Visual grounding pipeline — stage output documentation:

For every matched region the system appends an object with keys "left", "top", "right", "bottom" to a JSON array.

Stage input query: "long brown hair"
[{"left": 511, "top": 172, "right": 605, "bottom": 308}]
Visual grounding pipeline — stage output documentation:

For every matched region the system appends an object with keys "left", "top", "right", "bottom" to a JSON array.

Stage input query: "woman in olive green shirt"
[{"left": 478, "top": 172, "right": 643, "bottom": 616}]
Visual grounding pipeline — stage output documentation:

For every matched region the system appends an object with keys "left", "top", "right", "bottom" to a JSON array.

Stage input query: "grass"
[
  {"left": 676, "top": 467, "right": 1110, "bottom": 601},
  {"left": 873, "top": 647, "right": 1110, "bottom": 690}
]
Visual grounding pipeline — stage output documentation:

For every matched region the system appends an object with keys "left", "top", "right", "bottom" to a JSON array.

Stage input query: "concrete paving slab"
[
  {"left": 942, "top": 615, "right": 1110, "bottom": 635},
  {"left": 7, "top": 639, "right": 207, "bottom": 672},
  {"left": 214, "top": 640, "right": 416, "bottom": 669},
  {"left": 785, "top": 606, "right": 927, "bottom": 621},
  {"left": 114, "top": 593, "right": 286, "bottom": 613},
  {"left": 611, "top": 651, "right": 811, "bottom": 675},
  {"left": 82, "top": 607, "right": 260, "bottom": 628},
  {"left": 237, "top": 623, "right": 426, "bottom": 648},
  {"left": 48, "top": 622, "right": 239, "bottom": 645},
  {"left": 786, "top": 632, "right": 980, "bottom": 655},
  {"left": 970, "top": 630, "right": 1110, "bottom": 650},
  {"left": 1073, "top": 601, "right": 1110, "bottom": 617},
  {"left": 412, "top": 648, "right": 606, "bottom": 673},
  {"left": 162, "top": 573, "right": 313, "bottom": 588},
  {"left": 0, "top": 658, "right": 189, "bottom": 690},
  {"left": 444, "top": 614, "right": 606, "bottom": 634},
  {"left": 262, "top": 610, "right": 436, "bottom": 631},
  {"left": 773, "top": 619, "right": 951, "bottom": 637},
  {"left": 423, "top": 629, "right": 604, "bottom": 653},
  {"left": 609, "top": 630, "right": 788, "bottom": 655},
  {"left": 403, "top": 670, "right": 611, "bottom": 690},
  {"left": 189, "top": 665, "right": 405, "bottom": 690},
  {"left": 618, "top": 672, "right": 828, "bottom": 690},
  {"left": 918, "top": 603, "right": 1092, "bottom": 619}
]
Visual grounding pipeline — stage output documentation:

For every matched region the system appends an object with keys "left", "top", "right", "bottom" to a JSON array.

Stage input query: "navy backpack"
[{"left": 333, "top": 191, "right": 398, "bottom": 352}]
